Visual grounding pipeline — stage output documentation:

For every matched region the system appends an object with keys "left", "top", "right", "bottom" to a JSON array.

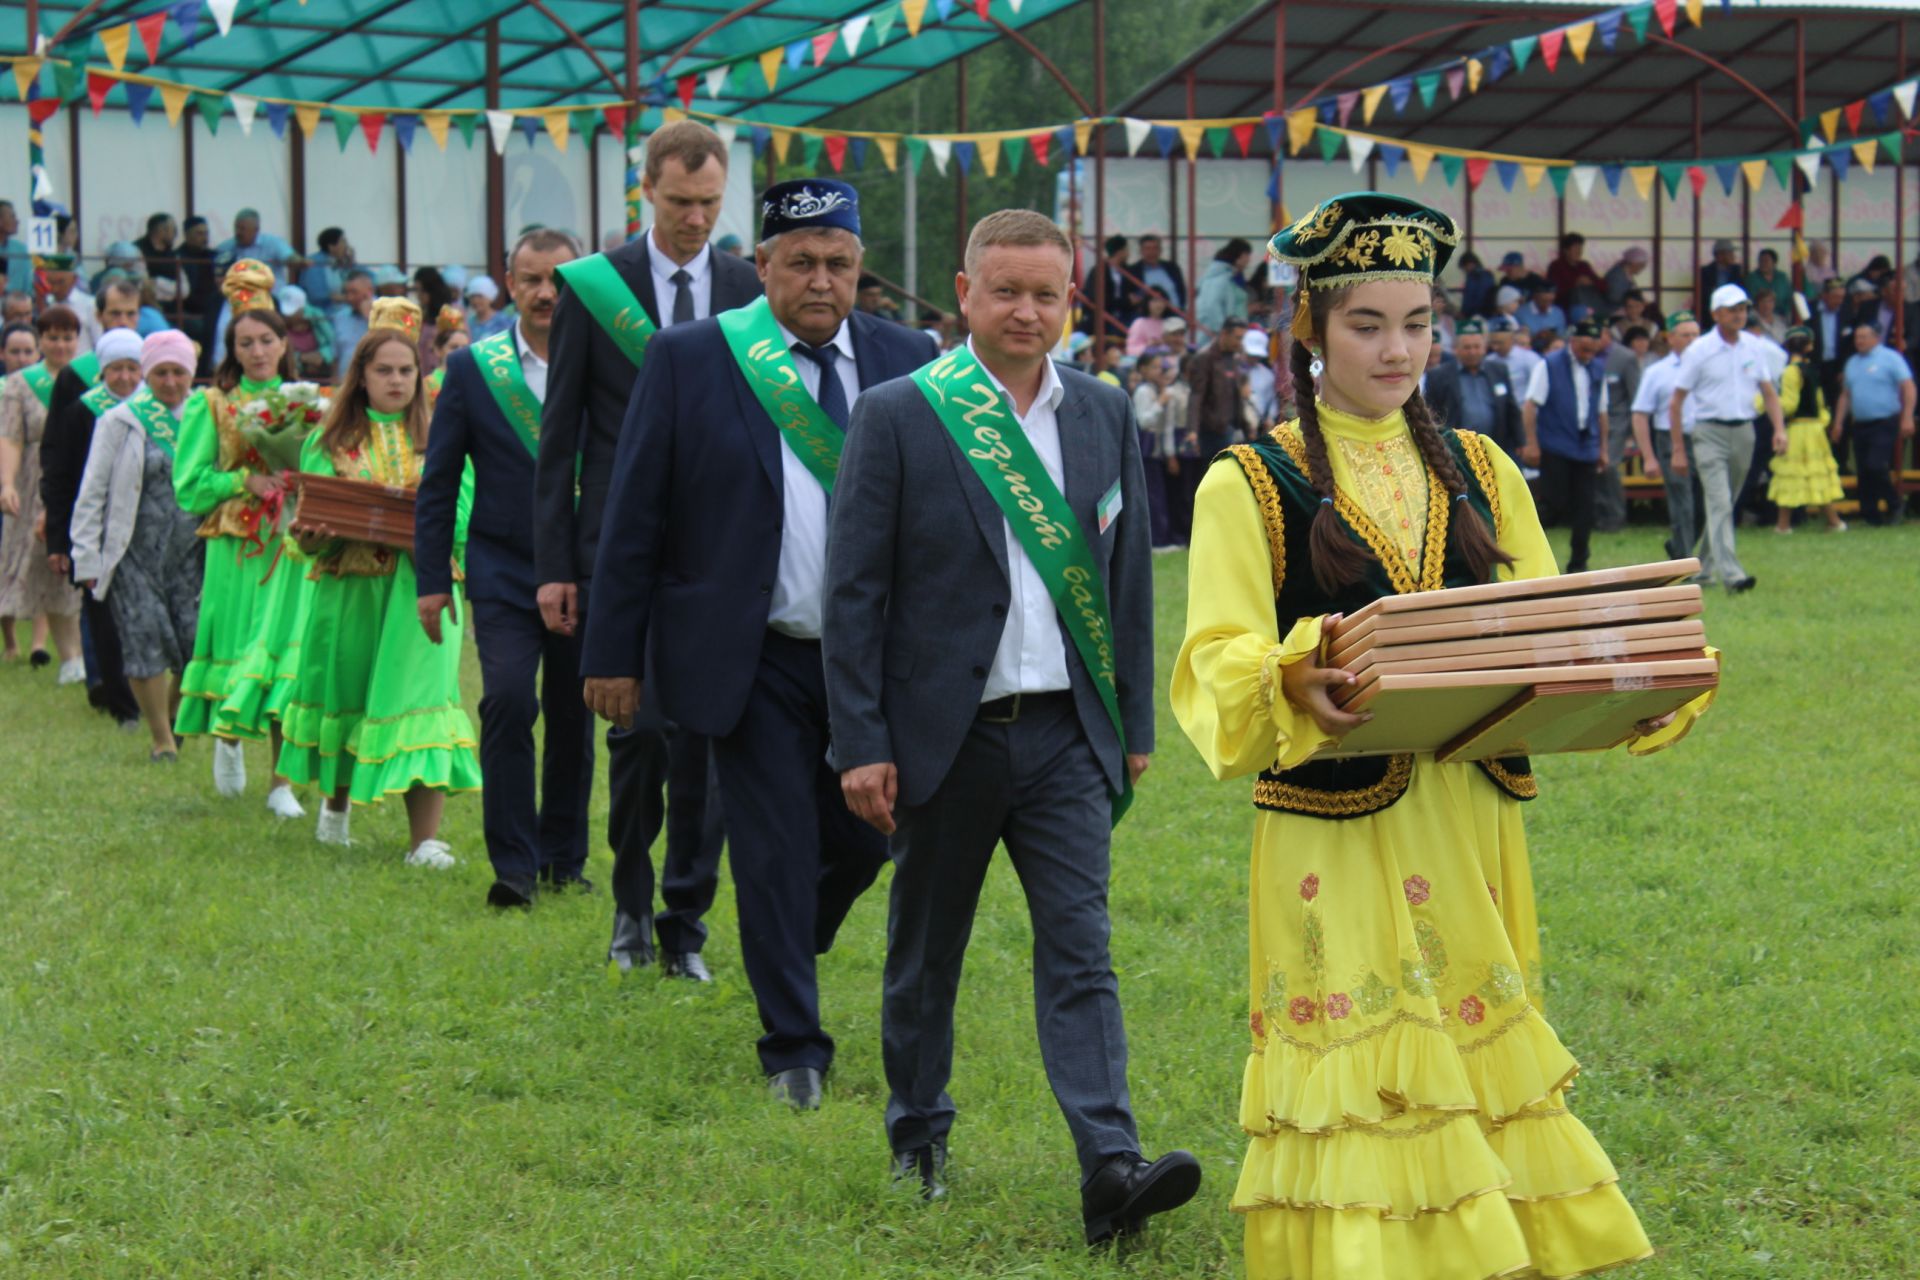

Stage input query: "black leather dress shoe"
[
  {"left": 662, "top": 951, "right": 712, "bottom": 982},
  {"left": 486, "top": 879, "right": 536, "bottom": 909},
  {"left": 609, "top": 946, "right": 656, "bottom": 972},
  {"left": 891, "top": 1143, "right": 948, "bottom": 1201},
  {"left": 1080, "top": 1150, "right": 1202, "bottom": 1246},
  {"left": 609, "top": 908, "right": 653, "bottom": 959},
  {"left": 768, "top": 1066, "right": 823, "bottom": 1110},
  {"left": 1730, "top": 575, "right": 1758, "bottom": 593},
  {"left": 545, "top": 874, "right": 596, "bottom": 894}
]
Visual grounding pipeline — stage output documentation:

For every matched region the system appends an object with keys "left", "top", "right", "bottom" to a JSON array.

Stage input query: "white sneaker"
[
  {"left": 56, "top": 658, "right": 86, "bottom": 685},
  {"left": 213, "top": 738, "right": 248, "bottom": 798},
  {"left": 404, "top": 838, "right": 456, "bottom": 870},
  {"left": 316, "top": 806, "right": 352, "bottom": 846},
  {"left": 265, "top": 784, "right": 306, "bottom": 820}
]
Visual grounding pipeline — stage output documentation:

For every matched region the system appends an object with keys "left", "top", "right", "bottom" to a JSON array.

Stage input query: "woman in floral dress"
[{"left": 0, "top": 306, "right": 86, "bottom": 679}]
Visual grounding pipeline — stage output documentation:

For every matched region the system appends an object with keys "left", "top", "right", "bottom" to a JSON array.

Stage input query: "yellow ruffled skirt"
[
  {"left": 1239, "top": 759, "right": 1651, "bottom": 1280},
  {"left": 1766, "top": 419, "right": 1843, "bottom": 509}
]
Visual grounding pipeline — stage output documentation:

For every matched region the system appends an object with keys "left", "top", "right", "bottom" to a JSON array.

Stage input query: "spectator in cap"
[
  {"left": 1604, "top": 245, "right": 1650, "bottom": 309},
  {"left": 1454, "top": 250, "right": 1497, "bottom": 318},
  {"left": 1745, "top": 247, "right": 1793, "bottom": 318},
  {"left": 1425, "top": 317, "right": 1523, "bottom": 455},
  {"left": 274, "top": 284, "right": 335, "bottom": 379},
  {"left": 1547, "top": 232, "right": 1606, "bottom": 317},
  {"left": 1519, "top": 279, "right": 1567, "bottom": 337},
  {"left": 1841, "top": 274, "right": 1894, "bottom": 348},
  {"left": 464, "top": 274, "right": 513, "bottom": 341},
  {"left": 1629, "top": 309, "right": 1704, "bottom": 560},
  {"left": 90, "top": 241, "right": 145, "bottom": 298},
  {"left": 1698, "top": 238, "right": 1744, "bottom": 308},
  {"left": 1242, "top": 326, "right": 1277, "bottom": 429},
  {"left": 1160, "top": 314, "right": 1191, "bottom": 364},
  {"left": 855, "top": 272, "right": 899, "bottom": 320},
  {"left": 298, "top": 226, "right": 355, "bottom": 309},
  {"left": 214, "top": 207, "right": 296, "bottom": 285},
  {"left": 1126, "top": 286, "right": 1174, "bottom": 356},
  {"left": 1521, "top": 314, "right": 1612, "bottom": 572},
  {"left": 715, "top": 233, "right": 746, "bottom": 257},
  {"left": 1496, "top": 249, "right": 1548, "bottom": 300},
  {"left": 1832, "top": 318, "right": 1915, "bottom": 526},
  {"left": 1493, "top": 283, "right": 1524, "bottom": 320},
  {"left": 371, "top": 265, "right": 410, "bottom": 296}
]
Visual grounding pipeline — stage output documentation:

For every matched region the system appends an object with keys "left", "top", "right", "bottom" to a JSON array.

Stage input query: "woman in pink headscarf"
[{"left": 69, "top": 329, "right": 205, "bottom": 760}]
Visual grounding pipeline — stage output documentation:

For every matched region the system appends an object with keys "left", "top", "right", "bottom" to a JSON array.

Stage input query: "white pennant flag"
[
  {"left": 1122, "top": 117, "right": 1152, "bottom": 156},
  {"left": 1009, "top": 0, "right": 1025, "bottom": 10},
  {"left": 705, "top": 65, "right": 728, "bottom": 99},
  {"left": 927, "top": 137, "right": 953, "bottom": 175},
  {"left": 1570, "top": 165, "right": 1599, "bottom": 199},
  {"left": 1346, "top": 134, "right": 1375, "bottom": 173},
  {"left": 31, "top": 164, "right": 53, "bottom": 203},
  {"left": 1896, "top": 79, "right": 1918, "bottom": 119},
  {"left": 1796, "top": 150, "right": 1823, "bottom": 186},
  {"left": 715, "top": 122, "right": 738, "bottom": 149},
  {"left": 207, "top": 0, "right": 240, "bottom": 36},
  {"left": 486, "top": 110, "right": 515, "bottom": 156},
  {"left": 842, "top": 14, "right": 871, "bottom": 55},
  {"left": 230, "top": 94, "right": 258, "bottom": 135}
]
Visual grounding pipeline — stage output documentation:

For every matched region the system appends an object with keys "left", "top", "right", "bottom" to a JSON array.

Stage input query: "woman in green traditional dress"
[
  {"left": 171, "top": 261, "right": 309, "bottom": 812},
  {"left": 0, "top": 306, "right": 86, "bottom": 679},
  {"left": 280, "top": 298, "right": 478, "bottom": 867}
]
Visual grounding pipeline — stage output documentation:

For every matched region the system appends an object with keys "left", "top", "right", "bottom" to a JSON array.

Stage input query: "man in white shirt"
[
  {"left": 1520, "top": 316, "right": 1612, "bottom": 572},
  {"left": 1670, "top": 284, "right": 1788, "bottom": 591},
  {"left": 1629, "top": 311, "right": 1704, "bottom": 559}
]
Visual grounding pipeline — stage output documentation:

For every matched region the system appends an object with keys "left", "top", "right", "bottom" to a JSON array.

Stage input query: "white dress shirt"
[
  {"left": 973, "top": 341, "right": 1072, "bottom": 701},
  {"left": 514, "top": 321, "right": 549, "bottom": 403},
  {"left": 1674, "top": 327, "right": 1775, "bottom": 421},
  {"left": 1630, "top": 352, "right": 1696, "bottom": 434},
  {"left": 766, "top": 317, "right": 860, "bottom": 640},
  {"left": 648, "top": 231, "right": 713, "bottom": 325},
  {"left": 1523, "top": 355, "right": 1609, "bottom": 427}
]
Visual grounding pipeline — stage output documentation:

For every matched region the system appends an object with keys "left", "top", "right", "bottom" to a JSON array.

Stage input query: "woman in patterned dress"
[{"left": 0, "top": 306, "right": 86, "bottom": 679}]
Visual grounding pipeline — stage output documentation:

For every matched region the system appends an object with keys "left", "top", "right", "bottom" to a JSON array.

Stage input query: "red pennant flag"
[
  {"left": 824, "top": 134, "right": 848, "bottom": 172},
  {"left": 27, "top": 96, "right": 62, "bottom": 127},
  {"left": 603, "top": 104, "right": 628, "bottom": 137},
  {"left": 1774, "top": 202, "right": 1804, "bottom": 231},
  {"left": 810, "top": 31, "right": 835, "bottom": 65},
  {"left": 676, "top": 75, "right": 696, "bottom": 110},
  {"left": 361, "top": 112, "right": 386, "bottom": 153},
  {"left": 1686, "top": 165, "right": 1707, "bottom": 196},
  {"left": 975, "top": 0, "right": 991, "bottom": 16},
  {"left": 1653, "top": 0, "right": 1676, "bottom": 36},
  {"left": 1028, "top": 131, "right": 1050, "bottom": 166},
  {"left": 1843, "top": 100, "right": 1864, "bottom": 134},
  {"left": 1465, "top": 156, "right": 1491, "bottom": 188},
  {"left": 136, "top": 11, "right": 167, "bottom": 62},
  {"left": 1540, "top": 29, "right": 1564, "bottom": 73},
  {"left": 1232, "top": 122, "right": 1255, "bottom": 156},
  {"left": 87, "top": 70, "right": 114, "bottom": 114}
]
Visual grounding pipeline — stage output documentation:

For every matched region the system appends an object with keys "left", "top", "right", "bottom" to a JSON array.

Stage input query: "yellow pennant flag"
[
  {"left": 771, "top": 128, "right": 794, "bottom": 164},
  {"left": 100, "top": 23, "right": 133, "bottom": 71},
  {"left": 1361, "top": 84, "right": 1388, "bottom": 125},
  {"left": 543, "top": 109, "right": 571, "bottom": 153},
  {"left": 422, "top": 111, "right": 451, "bottom": 150},
  {"left": 1853, "top": 139, "right": 1877, "bottom": 173},
  {"left": 160, "top": 82, "right": 191, "bottom": 126},
  {"left": 1566, "top": 22, "right": 1594, "bottom": 63},
  {"left": 976, "top": 136, "right": 1000, "bottom": 177},
  {"left": 876, "top": 135, "right": 899, "bottom": 171},
  {"left": 1467, "top": 58, "right": 1483, "bottom": 94},
  {"left": 903, "top": 0, "right": 929, "bottom": 37},
  {"left": 1178, "top": 121, "right": 1206, "bottom": 160},
  {"left": 1628, "top": 166, "right": 1657, "bottom": 200},
  {"left": 296, "top": 103, "right": 323, "bottom": 137},
  {"left": 1286, "top": 109, "right": 1315, "bottom": 155},
  {"left": 1819, "top": 108, "right": 1840, "bottom": 143},
  {"left": 760, "top": 46, "right": 783, "bottom": 92},
  {"left": 1685, "top": 0, "right": 1704, "bottom": 26},
  {"left": 1407, "top": 145, "right": 1435, "bottom": 183},
  {"left": 1741, "top": 159, "right": 1766, "bottom": 191},
  {"left": 1522, "top": 163, "right": 1547, "bottom": 191},
  {"left": 11, "top": 57, "right": 42, "bottom": 101},
  {"left": 1073, "top": 120, "right": 1093, "bottom": 158}
]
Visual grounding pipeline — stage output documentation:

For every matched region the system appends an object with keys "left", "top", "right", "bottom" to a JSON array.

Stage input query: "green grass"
[{"left": 2, "top": 522, "right": 1916, "bottom": 1279}]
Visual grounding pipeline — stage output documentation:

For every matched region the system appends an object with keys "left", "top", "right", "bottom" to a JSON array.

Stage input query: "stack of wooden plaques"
[
  {"left": 291, "top": 473, "right": 417, "bottom": 552},
  {"left": 1315, "top": 559, "right": 1718, "bottom": 761}
]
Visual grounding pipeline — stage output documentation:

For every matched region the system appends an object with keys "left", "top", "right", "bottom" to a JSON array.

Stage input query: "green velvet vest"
[{"left": 1222, "top": 423, "right": 1538, "bottom": 820}]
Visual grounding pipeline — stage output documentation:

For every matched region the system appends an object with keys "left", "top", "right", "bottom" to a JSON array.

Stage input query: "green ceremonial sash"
[
  {"left": 715, "top": 296, "right": 845, "bottom": 494},
  {"left": 472, "top": 330, "right": 544, "bottom": 457},
  {"left": 80, "top": 383, "right": 118, "bottom": 416},
  {"left": 910, "top": 348, "right": 1134, "bottom": 825},
  {"left": 555, "top": 253, "right": 658, "bottom": 368},
  {"left": 19, "top": 361, "right": 53, "bottom": 407},
  {"left": 125, "top": 390, "right": 180, "bottom": 460},
  {"left": 72, "top": 352, "right": 100, "bottom": 386}
]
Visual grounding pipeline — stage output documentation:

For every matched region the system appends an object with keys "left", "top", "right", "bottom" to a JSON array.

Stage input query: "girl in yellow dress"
[
  {"left": 1767, "top": 327, "right": 1845, "bottom": 533},
  {"left": 1172, "top": 193, "right": 1709, "bottom": 1280}
]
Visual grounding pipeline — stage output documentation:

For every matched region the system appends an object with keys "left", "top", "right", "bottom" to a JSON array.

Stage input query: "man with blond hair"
[{"left": 823, "top": 208, "right": 1197, "bottom": 1239}]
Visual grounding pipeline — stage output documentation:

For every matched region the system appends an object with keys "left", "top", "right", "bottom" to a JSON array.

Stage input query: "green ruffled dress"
[
  {"left": 214, "top": 534, "right": 314, "bottom": 739},
  {"left": 276, "top": 413, "right": 480, "bottom": 805}
]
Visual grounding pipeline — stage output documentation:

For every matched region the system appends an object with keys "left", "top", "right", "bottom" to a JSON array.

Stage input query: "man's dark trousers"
[
  {"left": 468, "top": 595, "right": 594, "bottom": 889},
  {"left": 1852, "top": 416, "right": 1903, "bottom": 524},
  {"left": 1537, "top": 449, "right": 1597, "bottom": 571},
  {"left": 707, "top": 629, "right": 887, "bottom": 1075},
  {"left": 882, "top": 693, "right": 1138, "bottom": 1181},
  {"left": 606, "top": 714, "right": 725, "bottom": 954}
]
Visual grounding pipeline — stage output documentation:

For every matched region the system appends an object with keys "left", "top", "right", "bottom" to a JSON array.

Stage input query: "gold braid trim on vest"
[{"left": 1227, "top": 444, "right": 1287, "bottom": 599}]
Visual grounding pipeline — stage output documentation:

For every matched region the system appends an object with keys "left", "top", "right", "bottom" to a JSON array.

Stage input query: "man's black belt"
[
  {"left": 977, "top": 690, "right": 1074, "bottom": 723},
  {"left": 1699, "top": 417, "right": 1752, "bottom": 426}
]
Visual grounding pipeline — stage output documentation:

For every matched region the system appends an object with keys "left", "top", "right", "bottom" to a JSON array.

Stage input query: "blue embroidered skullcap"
[{"left": 759, "top": 179, "right": 861, "bottom": 242}]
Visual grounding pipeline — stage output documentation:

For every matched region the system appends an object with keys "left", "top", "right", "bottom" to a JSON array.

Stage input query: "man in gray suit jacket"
[{"left": 822, "top": 209, "right": 1198, "bottom": 1244}]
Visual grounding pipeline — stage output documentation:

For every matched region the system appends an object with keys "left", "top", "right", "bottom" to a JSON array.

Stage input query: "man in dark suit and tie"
[
  {"left": 822, "top": 209, "right": 1199, "bottom": 1241},
  {"left": 581, "top": 179, "right": 935, "bottom": 1109},
  {"left": 416, "top": 227, "right": 592, "bottom": 909},
  {"left": 533, "top": 119, "right": 762, "bottom": 978}
]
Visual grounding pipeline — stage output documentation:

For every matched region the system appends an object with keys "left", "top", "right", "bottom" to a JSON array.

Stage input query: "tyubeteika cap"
[{"left": 759, "top": 179, "right": 861, "bottom": 242}]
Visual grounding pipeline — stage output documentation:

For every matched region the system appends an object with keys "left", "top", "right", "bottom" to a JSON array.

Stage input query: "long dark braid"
[
  {"left": 1401, "top": 387, "right": 1513, "bottom": 583},
  {"left": 1290, "top": 335, "right": 1372, "bottom": 593}
]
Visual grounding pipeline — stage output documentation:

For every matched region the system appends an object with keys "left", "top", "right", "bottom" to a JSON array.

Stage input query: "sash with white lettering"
[
  {"left": 555, "top": 253, "right": 658, "bottom": 368},
  {"left": 471, "top": 330, "right": 543, "bottom": 457},
  {"left": 910, "top": 347, "right": 1134, "bottom": 824},
  {"left": 80, "top": 383, "right": 118, "bottom": 416},
  {"left": 18, "top": 361, "right": 54, "bottom": 408},
  {"left": 125, "top": 390, "right": 180, "bottom": 460},
  {"left": 715, "top": 296, "right": 844, "bottom": 494}
]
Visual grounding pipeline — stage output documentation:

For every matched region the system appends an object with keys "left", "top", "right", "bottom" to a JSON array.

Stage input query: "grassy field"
[{"left": 1, "top": 522, "right": 1915, "bottom": 1279}]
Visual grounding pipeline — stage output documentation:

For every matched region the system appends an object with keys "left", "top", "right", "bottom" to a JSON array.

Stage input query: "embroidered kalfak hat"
[{"left": 1269, "top": 191, "right": 1459, "bottom": 341}]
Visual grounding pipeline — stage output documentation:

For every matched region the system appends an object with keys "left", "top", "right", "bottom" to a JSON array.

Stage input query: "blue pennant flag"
[
  {"left": 1486, "top": 47, "right": 1512, "bottom": 83},
  {"left": 1053, "top": 124, "right": 1074, "bottom": 156},
  {"left": 1827, "top": 149, "right": 1851, "bottom": 181},
  {"left": 1152, "top": 124, "right": 1178, "bottom": 157},
  {"left": 1317, "top": 101, "right": 1336, "bottom": 124},
  {"left": 1266, "top": 163, "right": 1279, "bottom": 203},
  {"left": 1496, "top": 160, "right": 1519, "bottom": 191},
  {"left": 1602, "top": 164, "right": 1624, "bottom": 196},
  {"left": 934, "top": 0, "right": 955, "bottom": 19},
  {"left": 393, "top": 114, "right": 418, "bottom": 152},
  {"left": 1388, "top": 77, "right": 1413, "bottom": 113},
  {"left": 264, "top": 100, "right": 289, "bottom": 139},
  {"left": 170, "top": 0, "right": 200, "bottom": 48},
  {"left": 750, "top": 125, "right": 770, "bottom": 154},
  {"left": 125, "top": 81, "right": 153, "bottom": 126},
  {"left": 849, "top": 136, "right": 869, "bottom": 169},
  {"left": 954, "top": 139, "right": 975, "bottom": 175},
  {"left": 786, "top": 41, "right": 808, "bottom": 69},
  {"left": 1264, "top": 114, "right": 1284, "bottom": 151},
  {"left": 517, "top": 115, "right": 541, "bottom": 147},
  {"left": 1596, "top": 11, "right": 1621, "bottom": 51},
  {"left": 1713, "top": 163, "right": 1739, "bottom": 196},
  {"left": 1869, "top": 90, "right": 1892, "bottom": 125},
  {"left": 1379, "top": 143, "right": 1405, "bottom": 177}
]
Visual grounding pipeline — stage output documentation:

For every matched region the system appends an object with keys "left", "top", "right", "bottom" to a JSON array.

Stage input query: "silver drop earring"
[{"left": 1308, "top": 353, "right": 1324, "bottom": 379}]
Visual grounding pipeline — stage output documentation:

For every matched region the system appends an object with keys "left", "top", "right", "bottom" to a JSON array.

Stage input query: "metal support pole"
[
  {"left": 624, "top": 0, "right": 642, "bottom": 243},
  {"left": 1272, "top": 0, "right": 1286, "bottom": 229},
  {"left": 485, "top": 19, "right": 505, "bottom": 275},
  {"left": 1691, "top": 81, "right": 1702, "bottom": 310},
  {"left": 1794, "top": 16, "right": 1812, "bottom": 287},
  {"left": 1897, "top": 17, "right": 1908, "bottom": 352},
  {"left": 955, "top": 56, "right": 969, "bottom": 278},
  {"left": 1185, "top": 69, "right": 1198, "bottom": 303},
  {"left": 904, "top": 80, "right": 920, "bottom": 305},
  {"left": 395, "top": 140, "right": 409, "bottom": 270},
  {"left": 589, "top": 125, "right": 601, "bottom": 252},
  {"left": 1092, "top": 0, "right": 1107, "bottom": 338},
  {"left": 183, "top": 108, "right": 195, "bottom": 218},
  {"left": 290, "top": 123, "right": 307, "bottom": 252},
  {"left": 67, "top": 105, "right": 79, "bottom": 234},
  {"left": 1166, "top": 153, "right": 1178, "bottom": 282}
]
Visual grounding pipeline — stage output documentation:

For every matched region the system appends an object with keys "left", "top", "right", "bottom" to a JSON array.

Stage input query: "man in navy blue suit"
[
  {"left": 581, "top": 180, "right": 938, "bottom": 1110},
  {"left": 415, "top": 228, "right": 594, "bottom": 909}
]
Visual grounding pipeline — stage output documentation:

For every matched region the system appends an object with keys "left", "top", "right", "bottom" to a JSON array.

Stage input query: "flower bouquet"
[{"left": 237, "top": 381, "right": 331, "bottom": 475}]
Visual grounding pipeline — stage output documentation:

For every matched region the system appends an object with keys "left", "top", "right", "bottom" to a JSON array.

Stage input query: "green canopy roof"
[{"left": 6, "top": 0, "right": 1085, "bottom": 126}]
